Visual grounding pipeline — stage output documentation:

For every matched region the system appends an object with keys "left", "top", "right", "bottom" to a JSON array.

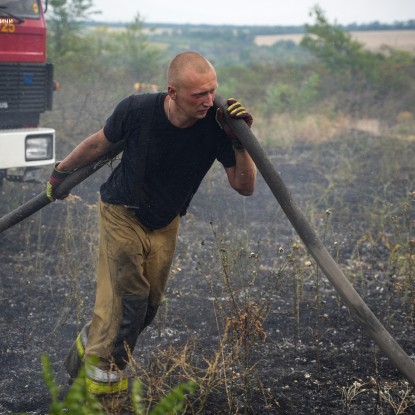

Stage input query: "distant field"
[{"left": 254, "top": 30, "right": 415, "bottom": 53}]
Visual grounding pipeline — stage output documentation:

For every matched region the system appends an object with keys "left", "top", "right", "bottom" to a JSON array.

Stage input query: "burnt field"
[{"left": 1, "top": 132, "right": 415, "bottom": 414}]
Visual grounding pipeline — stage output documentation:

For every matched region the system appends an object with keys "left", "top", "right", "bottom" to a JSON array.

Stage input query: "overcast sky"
[{"left": 93, "top": 0, "right": 414, "bottom": 26}]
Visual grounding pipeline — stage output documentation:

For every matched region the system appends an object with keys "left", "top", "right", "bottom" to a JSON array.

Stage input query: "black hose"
[
  {"left": 215, "top": 95, "right": 415, "bottom": 386},
  {"left": 0, "top": 140, "right": 125, "bottom": 233}
]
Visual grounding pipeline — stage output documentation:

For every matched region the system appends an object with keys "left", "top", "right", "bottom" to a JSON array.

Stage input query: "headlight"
[{"left": 25, "top": 134, "right": 54, "bottom": 161}]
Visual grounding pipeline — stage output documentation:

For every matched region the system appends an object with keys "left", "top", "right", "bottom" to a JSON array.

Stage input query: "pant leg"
[
  {"left": 134, "top": 215, "right": 180, "bottom": 335},
  {"left": 86, "top": 201, "right": 152, "bottom": 367},
  {"left": 86, "top": 203, "right": 179, "bottom": 365},
  {"left": 145, "top": 215, "right": 180, "bottom": 307},
  {"left": 65, "top": 201, "right": 179, "bottom": 399}
]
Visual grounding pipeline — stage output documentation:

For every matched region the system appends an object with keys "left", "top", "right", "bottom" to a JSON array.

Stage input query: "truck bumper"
[{"left": 0, "top": 127, "right": 55, "bottom": 183}]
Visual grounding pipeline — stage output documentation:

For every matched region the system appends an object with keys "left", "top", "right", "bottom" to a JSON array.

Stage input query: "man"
[{"left": 46, "top": 51, "right": 256, "bottom": 411}]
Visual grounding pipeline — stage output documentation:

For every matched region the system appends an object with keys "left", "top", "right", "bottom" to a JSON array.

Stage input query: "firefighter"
[{"left": 46, "top": 51, "right": 256, "bottom": 413}]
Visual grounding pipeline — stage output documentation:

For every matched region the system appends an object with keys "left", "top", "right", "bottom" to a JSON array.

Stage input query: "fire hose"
[
  {"left": 0, "top": 95, "right": 414, "bottom": 386},
  {"left": 215, "top": 96, "right": 415, "bottom": 386},
  {"left": 0, "top": 139, "right": 125, "bottom": 233}
]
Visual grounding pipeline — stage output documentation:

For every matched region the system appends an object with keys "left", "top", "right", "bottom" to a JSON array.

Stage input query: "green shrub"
[{"left": 39, "top": 355, "right": 198, "bottom": 415}]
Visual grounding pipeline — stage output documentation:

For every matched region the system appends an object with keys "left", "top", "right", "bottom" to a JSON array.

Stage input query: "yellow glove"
[
  {"left": 46, "top": 163, "right": 71, "bottom": 202},
  {"left": 216, "top": 98, "right": 253, "bottom": 150}
]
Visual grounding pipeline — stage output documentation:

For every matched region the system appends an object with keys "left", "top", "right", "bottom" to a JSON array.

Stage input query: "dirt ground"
[{"left": 1, "top": 136, "right": 415, "bottom": 414}]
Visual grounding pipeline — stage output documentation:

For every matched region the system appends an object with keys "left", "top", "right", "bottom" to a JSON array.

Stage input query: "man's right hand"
[{"left": 46, "top": 163, "right": 71, "bottom": 202}]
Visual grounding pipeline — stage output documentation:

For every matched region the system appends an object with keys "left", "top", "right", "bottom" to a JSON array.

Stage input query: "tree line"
[
  {"left": 85, "top": 19, "right": 415, "bottom": 35},
  {"left": 46, "top": 0, "right": 415, "bottom": 126}
]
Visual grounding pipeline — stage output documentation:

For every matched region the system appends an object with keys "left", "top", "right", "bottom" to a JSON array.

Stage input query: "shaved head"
[
  {"left": 167, "top": 51, "right": 216, "bottom": 88},
  {"left": 165, "top": 51, "right": 218, "bottom": 128}
]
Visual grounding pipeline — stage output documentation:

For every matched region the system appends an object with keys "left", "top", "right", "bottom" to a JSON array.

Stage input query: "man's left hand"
[
  {"left": 226, "top": 98, "right": 253, "bottom": 128},
  {"left": 216, "top": 98, "right": 253, "bottom": 150}
]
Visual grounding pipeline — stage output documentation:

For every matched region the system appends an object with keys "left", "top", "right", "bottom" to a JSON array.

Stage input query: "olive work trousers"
[{"left": 85, "top": 200, "right": 180, "bottom": 367}]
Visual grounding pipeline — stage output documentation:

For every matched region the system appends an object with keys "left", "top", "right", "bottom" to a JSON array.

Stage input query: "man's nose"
[{"left": 205, "top": 92, "right": 215, "bottom": 107}]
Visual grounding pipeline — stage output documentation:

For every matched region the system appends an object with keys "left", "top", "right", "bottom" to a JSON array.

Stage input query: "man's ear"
[{"left": 167, "top": 86, "right": 177, "bottom": 100}]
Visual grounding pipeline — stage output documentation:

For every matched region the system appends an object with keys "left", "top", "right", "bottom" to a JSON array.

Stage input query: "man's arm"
[
  {"left": 225, "top": 149, "right": 256, "bottom": 196},
  {"left": 46, "top": 129, "right": 114, "bottom": 201},
  {"left": 218, "top": 98, "right": 256, "bottom": 196},
  {"left": 57, "top": 128, "right": 114, "bottom": 172}
]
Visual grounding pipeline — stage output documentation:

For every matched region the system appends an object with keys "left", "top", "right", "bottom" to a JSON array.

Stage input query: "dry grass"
[
  {"left": 251, "top": 107, "right": 415, "bottom": 147},
  {"left": 254, "top": 30, "right": 415, "bottom": 53},
  {"left": 253, "top": 112, "right": 386, "bottom": 147}
]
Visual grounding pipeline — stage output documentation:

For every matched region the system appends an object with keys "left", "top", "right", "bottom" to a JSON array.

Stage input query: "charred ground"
[{"left": 1, "top": 132, "right": 415, "bottom": 414}]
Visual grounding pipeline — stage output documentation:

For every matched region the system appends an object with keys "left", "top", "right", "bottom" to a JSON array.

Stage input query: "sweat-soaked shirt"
[{"left": 100, "top": 92, "right": 236, "bottom": 230}]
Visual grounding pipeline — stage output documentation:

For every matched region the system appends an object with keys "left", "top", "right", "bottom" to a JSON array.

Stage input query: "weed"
[
  {"left": 30, "top": 354, "right": 199, "bottom": 415},
  {"left": 340, "top": 377, "right": 415, "bottom": 415}
]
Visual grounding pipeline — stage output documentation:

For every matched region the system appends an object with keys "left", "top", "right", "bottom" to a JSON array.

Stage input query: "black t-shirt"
[{"left": 100, "top": 93, "right": 236, "bottom": 229}]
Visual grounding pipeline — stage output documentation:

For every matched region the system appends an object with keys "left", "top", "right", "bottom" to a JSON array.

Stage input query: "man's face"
[{"left": 169, "top": 68, "right": 218, "bottom": 122}]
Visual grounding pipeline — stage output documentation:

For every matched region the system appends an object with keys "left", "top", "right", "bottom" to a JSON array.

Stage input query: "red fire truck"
[{"left": 0, "top": 0, "right": 56, "bottom": 186}]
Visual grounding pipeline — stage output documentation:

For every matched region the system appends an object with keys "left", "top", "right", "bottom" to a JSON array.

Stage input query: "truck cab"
[{"left": 0, "top": 0, "right": 56, "bottom": 184}]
